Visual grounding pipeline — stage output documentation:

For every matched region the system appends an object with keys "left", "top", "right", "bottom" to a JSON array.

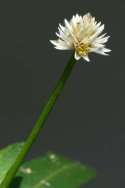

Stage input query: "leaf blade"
[
  {"left": 0, "top": 143, "right": 24, "bottom": 185},
  {"left": 16, "top": 152, "right": 96, "bottom": 188}
]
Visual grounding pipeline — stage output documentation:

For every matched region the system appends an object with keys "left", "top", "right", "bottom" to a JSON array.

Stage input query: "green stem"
[{"left": 1, "top": 54, "right": 76, "bottom": 188}]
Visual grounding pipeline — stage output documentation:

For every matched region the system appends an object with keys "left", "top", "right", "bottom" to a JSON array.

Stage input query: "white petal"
[
  {"left": 90, "top": 24, "right": 105, "bottom": 40},
  {"left": 50, "top": 40, "right": 58, "bottom": 46},
  {"left": 96, "top": 21, "right": 101, "bottom": 28},
  {"left": 50, "top": 40, "right": 71, "bottom": 50},
  {"left": 93, "top": 48, "right": 111, "bottom": 55},
  {"left": 96, "top": 33, "right": 107, "bottom": 39},
  {"left": 59, "top": 24, "right": 65, "bottom": 32},
  {"left": 83, "top": 55, "right": 90, "bottom": 62},
  {"left": 64, "top": 19, "right": 72, "bottom": 32},
  {"left": 94, "top": 44, "right": 106, "bottom": 49},
  {"left": 74, "top": 52, "right": 81, "bottom": 60},
  {"left": 95, "top": 36, "right": 110, "bottom": 44},
  {"left": 64, "top": 19, "right": 78, "bottom": 42},
  {"left": 75, "top": 13, "right": 81, "bottom": 22},
  {"left": 83, "top": 12, "right": 92, "bottom": 22},
  {"left": 97, "top": 24, "right": 105, "bottom": 34},
  {"left": 54, "top": 46, "right": 68, "bottom": 50},
  {"left": 56, "top": 32, "right": 60, "bottom": 38},
  {"left": 103, "top": 48, "right": 111, "bottom": 52}
]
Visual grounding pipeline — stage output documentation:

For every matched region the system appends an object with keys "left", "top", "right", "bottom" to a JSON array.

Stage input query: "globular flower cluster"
[{"left": 50, "top": 13, "right": 111, "bottom": 62}]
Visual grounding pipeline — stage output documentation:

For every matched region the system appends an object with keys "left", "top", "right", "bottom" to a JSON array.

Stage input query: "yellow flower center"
[{"left": 75, "top": 42, "right": 90, "bottom": 56}]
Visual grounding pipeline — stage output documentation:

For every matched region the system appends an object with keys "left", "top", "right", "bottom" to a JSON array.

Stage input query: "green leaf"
[
  {"left": 14, "top": 152, "right": 96, "bottom": 188},
  {"left": 0, "top": 142, "right": 24, "bottom": 185}
]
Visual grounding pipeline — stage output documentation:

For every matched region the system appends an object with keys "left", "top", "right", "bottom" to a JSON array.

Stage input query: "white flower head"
[{"left": 50, "top": 13, "right": 111, "bottom": 62}]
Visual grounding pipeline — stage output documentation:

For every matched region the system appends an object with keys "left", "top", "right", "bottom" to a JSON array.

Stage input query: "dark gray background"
[{"left": 0, "top": 0, "right": 125, "bottom": 187}]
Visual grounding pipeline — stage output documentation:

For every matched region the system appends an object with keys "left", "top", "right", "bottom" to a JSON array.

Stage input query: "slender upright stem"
[{"left": 1, "top": 54, "right": 76, "bottom": 188}]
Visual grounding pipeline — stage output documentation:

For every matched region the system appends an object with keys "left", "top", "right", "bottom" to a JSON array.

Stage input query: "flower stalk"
[{"left": 1, "top": 54, "right": 76, "bottom": 188}]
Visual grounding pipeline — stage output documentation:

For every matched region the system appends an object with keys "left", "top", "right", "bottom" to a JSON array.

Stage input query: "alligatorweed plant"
[{"left": 0, "top": 13, "right": 110, "bottom": 188}]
